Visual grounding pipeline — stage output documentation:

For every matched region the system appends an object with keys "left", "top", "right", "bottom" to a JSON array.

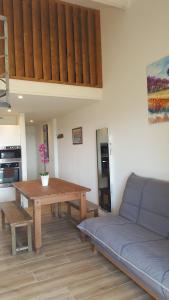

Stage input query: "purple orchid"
[{"left": 38, "top": 143, "right": 49, "bottom": 175}]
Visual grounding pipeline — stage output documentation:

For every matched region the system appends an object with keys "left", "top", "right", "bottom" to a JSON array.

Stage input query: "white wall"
[
  {"left": 0, "top": 115, "right": 17, "bottom": 125},
  {"left": 26, "top": 125, "right": 38, "bottom": 180},
  {"left": 58, "top": 0, "right": 169, "bottom": 213},
  {"left": 18, "top": 113, "right": 27, "bottom": 181}
]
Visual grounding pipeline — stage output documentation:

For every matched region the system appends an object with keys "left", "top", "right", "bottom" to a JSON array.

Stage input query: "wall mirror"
[{"left": 96, "top": 128, "right": 111, "bottom": 212}]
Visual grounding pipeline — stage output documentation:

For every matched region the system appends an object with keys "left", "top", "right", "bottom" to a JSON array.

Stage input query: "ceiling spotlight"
[
  {"left": 17, "top": 95, "right": 23, "bottom": 99},
  {"left": 7, "top": 108, "right": 12, "bottom": 112},
  {"left": 29, "top": 119, "right": 34, "bottom": 123}
]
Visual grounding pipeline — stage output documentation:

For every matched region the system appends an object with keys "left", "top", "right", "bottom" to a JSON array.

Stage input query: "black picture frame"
[
  {"left": 72, "top": 127, "right": 83, "bottom": 145},
  {"left": 43, "top": 124, "right": 49, "bottom": 158}
]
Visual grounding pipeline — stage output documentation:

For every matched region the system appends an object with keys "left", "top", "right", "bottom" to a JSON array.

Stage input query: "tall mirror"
[{"left": 96, "top": 128, "right": 111, "bottom": 212}]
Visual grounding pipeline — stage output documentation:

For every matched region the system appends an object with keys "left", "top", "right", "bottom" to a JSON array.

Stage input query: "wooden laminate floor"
[{"left": 0, "top": 206, "right": 153, "bottom": 300}]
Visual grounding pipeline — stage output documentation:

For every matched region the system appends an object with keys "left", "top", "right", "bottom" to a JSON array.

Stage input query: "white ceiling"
[
  {"left": 4, "top": 93, "right": 97, "bottom": 124},
  {"left": 90, "top": 0, "right": 130, "bottom": 9},
  {"left": 0, "top": 78, "right": 101, "bottom": 124}
]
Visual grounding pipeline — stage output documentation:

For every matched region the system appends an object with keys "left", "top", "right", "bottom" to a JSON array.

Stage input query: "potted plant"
[{"left": 38, "top": 143, "right": 49, "bottom": 186}]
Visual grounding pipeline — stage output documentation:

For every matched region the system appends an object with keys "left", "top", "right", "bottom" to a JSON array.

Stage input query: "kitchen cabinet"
[{"left": 0, "top": 125, "right": 21, "bottom": 146}]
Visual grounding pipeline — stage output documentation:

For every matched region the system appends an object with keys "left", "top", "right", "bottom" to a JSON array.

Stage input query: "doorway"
[{"left": 96, "top": 128, "right": 111, "bottom": 212}]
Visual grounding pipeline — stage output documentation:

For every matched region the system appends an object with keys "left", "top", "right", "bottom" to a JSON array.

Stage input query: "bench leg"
[
  {"left": 58, "top": 203, "right": 62, "bottom": 218},
  {"left": 80, "top": 232, "right": 87, "bottom": 242},
  {"left": 11, "top": 226, "right": 16, "bottom": 256},
  {"left": 91, "top": 244, "right": 98, "bottom": 255},
  {"left": 94, "top": 209, "right": 99, "bottom": 217},
  {"left": 1, "top": 209, "right": 5, "bottom": 229},
  {"left": 27, "top": 224, "right": 32, "bottom": 252},
  {"left": 67, "top": 202, "right": 71, "bottom": 217},
  {"left": 50, "top": 204, "right": 56, "bottom": 217}
]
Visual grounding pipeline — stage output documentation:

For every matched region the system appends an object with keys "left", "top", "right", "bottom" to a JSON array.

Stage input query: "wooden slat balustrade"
[{"left": 0, "top": 0, "right": 102, "bottom": 88}]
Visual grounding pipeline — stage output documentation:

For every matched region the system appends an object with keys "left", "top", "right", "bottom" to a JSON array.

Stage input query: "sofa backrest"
[
  {"left": 119, "top": 173, "right": 147, "bottom": 223},
  {"left": 120, "top": 173, "right": 169, "bottom": 237},
  {"left": 137, "top": 178, "right": 169, "bottom": 237}
]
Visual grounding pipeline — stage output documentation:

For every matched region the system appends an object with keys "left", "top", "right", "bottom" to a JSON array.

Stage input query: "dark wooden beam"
[
  {"left": 73, "top": 7, "right": 82, "bottom": 84},
  {"left": 41, "top": 0, "right": 52, "bottom": 80},
  {"left": 58, "top": 3, "right": 67, "bottom": 82},
  {"left": 13, "top": 0, "right": 25, "bottom": 77},
  {"left": 32, "top": 0, "right": 43, "bottom": 79},
  {"left": 88, "top": 9, "right": 97, "bottom": 86},
  {"left": 81, "top": 9, "right": 90, "bottom": 85},
  {"left": 49, "top": 0, "right": 60, "bottom": 81},
  {"left": 95, "top": 10, "right": 102, "bottom": 87},
  {"left": 23, "top": 0, "right": 34, "bottom": 78},
  {"left": 66, "top": 5, "right": 75, "bottom": 83}
]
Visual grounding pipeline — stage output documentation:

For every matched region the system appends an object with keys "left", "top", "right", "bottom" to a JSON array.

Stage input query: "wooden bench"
[
  {"left": 67, "top": 200, "right": 98, "bottom": 218},
  {"left": 1, "top": 202, "right": 33, "bottom": 255},
  {"left": 51, "top": 200, "right": 99, "bottom": 220}
]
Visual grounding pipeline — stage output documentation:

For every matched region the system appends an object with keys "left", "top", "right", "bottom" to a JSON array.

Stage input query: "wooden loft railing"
[{"left": 0, "top": 0, "right": 102, "bottom": 88}]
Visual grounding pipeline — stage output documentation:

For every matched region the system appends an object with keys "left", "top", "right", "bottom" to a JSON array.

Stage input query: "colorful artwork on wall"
[{"left": 147, "top": 55, "right": 169, "bottom": 124}]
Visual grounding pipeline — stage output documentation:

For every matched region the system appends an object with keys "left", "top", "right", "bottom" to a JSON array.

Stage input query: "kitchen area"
[
  {"left": 0, "top": 111, "right": 59, "bottom": 204},
  {"left": 0, "top": 145, "right": 22, "bottom": 188},
  {"left": 0, "top": 113, "right": 27, "bottom": 202}
]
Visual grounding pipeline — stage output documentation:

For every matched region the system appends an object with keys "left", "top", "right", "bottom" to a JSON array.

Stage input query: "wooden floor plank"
[{"left": 0, "top": 207, "right": 153, "bottom": 300}]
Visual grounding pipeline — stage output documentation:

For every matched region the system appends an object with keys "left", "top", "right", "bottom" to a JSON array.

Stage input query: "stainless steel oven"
[
  {"left": 0, "top": 146, "right": 22, "bottom": 187},
  {"left": 0, "top": 146, "right": 21, "bottom": 163},
  {"left": 0, "top": 162, "right": 22, "bottom": 187}
]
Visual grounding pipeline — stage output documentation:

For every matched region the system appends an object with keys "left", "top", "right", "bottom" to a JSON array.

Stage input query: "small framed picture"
[{"left": 72, "top": 127, "right": 83, "bottom": 145}]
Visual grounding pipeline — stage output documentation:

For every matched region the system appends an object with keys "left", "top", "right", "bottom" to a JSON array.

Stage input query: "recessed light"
[
  {"left": 7, "top": 108, "right": 12, "bottom": 112},
  {"left": 29, "top": 119, "right": 34, "bottom": 123},
  {"left": 17, "top": 95, "right": 23, "bottom": 99}
]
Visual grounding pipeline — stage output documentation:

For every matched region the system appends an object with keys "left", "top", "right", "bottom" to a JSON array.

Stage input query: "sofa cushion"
[
  {"left": 119, "top": 173, "right": 148, "bottom": 222},
  {"left": 78, "top": 215, "right": 162, "bottom": 256},
  {"left": 78, "top": 214, "right": 131, "bottom": 239},
  {"left": 137, "top": 178, "right": 169, "bottom": 237},
  {"left": 122, "top": 239, "right": 169, "bottom": 298}
]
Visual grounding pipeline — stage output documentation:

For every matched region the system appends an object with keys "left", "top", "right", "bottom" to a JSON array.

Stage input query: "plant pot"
[{"left": 41, "top": 174, "right": 49, "bottom": 187}]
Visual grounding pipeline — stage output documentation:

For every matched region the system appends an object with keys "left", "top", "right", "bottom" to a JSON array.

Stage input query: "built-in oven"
[
  {"left": 0, "top": 146, "right": 22, "bottom": 187},
  {"left": 0, "top": 146, "right": 21, "bottom": 162},
  {"left": 0, "top": 162, "right": 22, "bottom": 187}
]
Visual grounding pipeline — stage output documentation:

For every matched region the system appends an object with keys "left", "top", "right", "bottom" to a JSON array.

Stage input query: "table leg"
[
  {"left": 15, "top": 190, "right": 21, "bottom": 207},
  {"left": 27, "top": 223, "right": 32, "bottom": 252},
  {"left": 80, "top": 193, "right": 87, "bottom": 220},
  {"left": 79, "top": 193, "right": 87, "bottom": 241},
  {"left": 33, "top": 200, "right": 42, "bottom": 254}
]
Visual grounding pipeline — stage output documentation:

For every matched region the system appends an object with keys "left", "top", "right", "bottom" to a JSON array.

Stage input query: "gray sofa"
[{"left": 78, "top": 173, "right": 169, "bottom": 300}]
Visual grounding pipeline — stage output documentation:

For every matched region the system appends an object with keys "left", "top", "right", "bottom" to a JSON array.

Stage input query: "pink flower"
[
  {"left": 38, "top": 143, "right": 49, "bottom": 174},
  {"left": 39, "top": 144, "right": 46, "bottom": 152}
]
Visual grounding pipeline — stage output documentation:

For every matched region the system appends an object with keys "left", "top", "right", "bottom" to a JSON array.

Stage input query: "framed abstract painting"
[{"left": 147, "top": 55, "right": 169, "bottom": 124}]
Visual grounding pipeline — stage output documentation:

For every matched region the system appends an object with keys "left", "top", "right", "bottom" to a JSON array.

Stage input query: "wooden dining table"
[{"left": 13, "top": 178, "right": 91, "bottom": 253}]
